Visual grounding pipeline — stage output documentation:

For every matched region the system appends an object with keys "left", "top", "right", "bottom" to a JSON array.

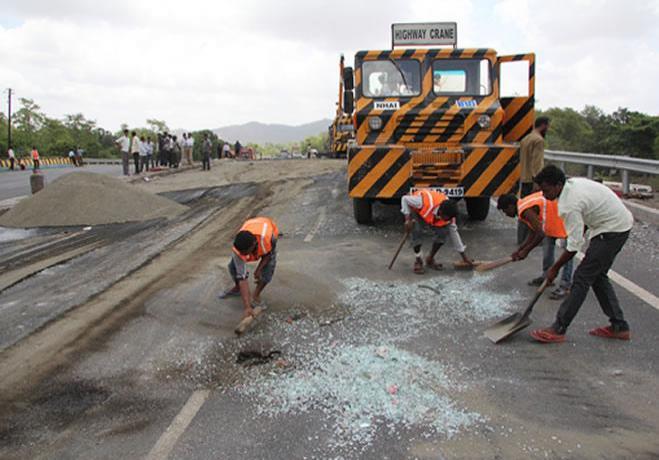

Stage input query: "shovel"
[{"left": 484, "top": 279, "right": 548, "bottom": 343}]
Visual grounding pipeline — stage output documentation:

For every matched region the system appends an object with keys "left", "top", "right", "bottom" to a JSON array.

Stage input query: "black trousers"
[
  {"left": 552, "top": 230, "right": 630, "bottom": 334},
  {"left": 202, "top": 156, "right": 211, "bottom": 170},
  {"left": 133, "top": 153, "right": 140, "bottom": 174},
  {"left": 9, "top": 158, "right": 15, "bottom": 170}
]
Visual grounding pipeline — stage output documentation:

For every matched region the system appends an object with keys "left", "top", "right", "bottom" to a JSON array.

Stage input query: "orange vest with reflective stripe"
[
  {"left": 232, "top": 217, "right": 279, "bottom": 262},
  {"left": 413, "top": 190, "right": 452, "bottom": 228},
  {"left": 517, "top": 191, "right": 566, "bottom": 238},
  {"left": 31, "top": 149, "right": 40, "bottom": 160}
]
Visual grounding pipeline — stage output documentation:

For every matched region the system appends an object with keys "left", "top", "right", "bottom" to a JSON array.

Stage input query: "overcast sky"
[{"left": 1, "top": 0, "right": 658, "bottom": 131}]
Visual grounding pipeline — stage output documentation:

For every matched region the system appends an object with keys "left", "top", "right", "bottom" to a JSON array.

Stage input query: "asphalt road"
[
  {"left": 0, "top": 161, "right": 657, "bottom": 459},
  {"left": 0, "top": 165, "right": 123, "bottom": 201}
]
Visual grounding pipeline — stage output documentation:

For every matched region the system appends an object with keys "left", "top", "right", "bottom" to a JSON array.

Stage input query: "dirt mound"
[{"left": 0, "top": 172, "right": 187, "bottom": 228}]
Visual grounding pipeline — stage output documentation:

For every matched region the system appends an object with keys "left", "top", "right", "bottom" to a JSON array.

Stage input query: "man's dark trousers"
[{"left": 552, "top": 231, "right": 630, "bottom": 334}]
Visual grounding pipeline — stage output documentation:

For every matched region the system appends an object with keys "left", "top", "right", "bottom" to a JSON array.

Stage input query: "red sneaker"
[
  {"left": 530, "top": 327, "right": 566, "bottom": 343},
  {"left": 589, "top": 326, "right": 630, "bottom": 341}
]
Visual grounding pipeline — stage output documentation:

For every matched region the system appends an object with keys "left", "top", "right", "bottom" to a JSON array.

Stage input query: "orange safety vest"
[
  {"left": 517, "top": 191, "right": 566, "bottom": 238},
  {"left": 232, "top": 217, "right": 279, "bottom": 262},
  {"left": 31, "top": 149, "right": 40, "bottom": 160},
  {"left": 412, "top": 190, "right": 452, "bottom": 228}
]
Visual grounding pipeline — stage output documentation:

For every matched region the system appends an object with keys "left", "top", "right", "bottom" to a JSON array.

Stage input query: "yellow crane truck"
[
  {"left": 329, "top": 55, "right": 355, "bottom": 159},
  {"left": 342, "top": 22, "right": 535, "bottom": 223}
]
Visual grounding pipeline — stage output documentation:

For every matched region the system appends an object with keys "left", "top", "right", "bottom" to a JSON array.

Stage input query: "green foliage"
[{"left": 538, "top": 106, "right": 659, "bottom": 160}]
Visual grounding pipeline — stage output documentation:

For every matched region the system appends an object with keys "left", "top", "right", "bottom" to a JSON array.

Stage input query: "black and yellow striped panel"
[
  {"left": 348, "top": 145, "right": 519, "bottom": 199},
  {"left": 498, "top": 53, "right": 535, "bottom": 142},
  {"left": 354, "top": 48, "right": 502, "bottom": 147}
]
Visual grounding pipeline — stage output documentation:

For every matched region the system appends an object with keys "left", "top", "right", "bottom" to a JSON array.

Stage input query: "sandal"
[
  {"left": 589, "top": 326, "right": 630, "bottom": 341},
  {"left": 530, "top": 327, "right": 566, "bottom": 343},
  {"left": 425, "top": 258, "right": 444, "bottom": 271},
  {"left": 413, "top": 259, "right": 425, "bottom": 275}
]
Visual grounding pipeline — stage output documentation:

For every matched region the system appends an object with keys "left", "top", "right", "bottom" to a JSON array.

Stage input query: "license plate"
[{"left": 410, "top": 186, "right": 465, "bottom": 197}]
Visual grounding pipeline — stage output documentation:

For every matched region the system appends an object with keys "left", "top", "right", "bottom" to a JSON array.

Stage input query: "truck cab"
[{"left": 342, "top": 25, "right": 535, "bottom": 223}]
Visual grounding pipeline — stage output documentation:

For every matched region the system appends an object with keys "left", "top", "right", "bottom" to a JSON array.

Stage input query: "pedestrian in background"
[
  {"left": 75, "top": 146, "right": 84, "bottom": 167},
  {"left": 116, "top": 129, "right": 131, "bottom": 175},
  {"left": 170, "top": 135, "right": 181, "bottom": 168},
  {"left": 68, "top": 149, "right": 77, "bottom": 166},
  {"left": 222, "top": 143, "right": 231, "bottom": 159},
  {"left": 518, "top": 116, "right": 550, "bottom": 243},
  {"left": 130, "top": 131, "right": 141, "bottom": 175},
  {"left": 7, "top": 147, "right": 16, "bottom": 170},
  {"left": 234, "top": 140, "right": 242, "bottom": 158},
  {"left": 139, "top": 135, "right": 148, "bottom": 173},
  {"left": 31, "top": 146, "right": 40, "bottom": 171},
  {"left": 146, "top": 137, "right": 154, "bottom": 170},
  {"left": 184, "top": 132, "right": 194, "bottom": 165},
  {"left": 158, "top": 133, "right": 167, "bottom": 166},
  {"left": 201, "top": 133, "right": 212, "bottom": 171}
]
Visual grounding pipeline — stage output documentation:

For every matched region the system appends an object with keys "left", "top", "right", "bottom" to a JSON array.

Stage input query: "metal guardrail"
[{"left": 545, "top": 150, "right": 659, "bottom": 194}]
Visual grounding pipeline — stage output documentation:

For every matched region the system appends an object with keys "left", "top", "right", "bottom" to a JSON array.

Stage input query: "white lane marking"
[
  {"left": 489, "top": 198, "right": 659, "bottom": 309},
  {"left": 575, "top": 252, "right": 659, "bottom": 311},
  {"left": 145, "top": 389, "right": 210, "bottom": 460},
  {"left": 304, "top": 206, "right": 326, "bottom": 243}
]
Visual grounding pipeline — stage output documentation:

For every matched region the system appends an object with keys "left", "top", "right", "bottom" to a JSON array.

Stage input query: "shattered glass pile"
[{"left": 231, "top": 273, "right": 522, "bottom": 453}]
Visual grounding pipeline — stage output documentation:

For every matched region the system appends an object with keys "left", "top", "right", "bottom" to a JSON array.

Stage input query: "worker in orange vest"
[
  {"left": 401, "top": 189, "right": 473, "bottom": 274},
  {"left": 220, "top": 217, "right": 279, "bottom": 318},
  {"left": 31, "top": 146, "right": 40, "bottom": 171},
  {"left": 497, "top": 191, "right": 573, "bottom": 299}
]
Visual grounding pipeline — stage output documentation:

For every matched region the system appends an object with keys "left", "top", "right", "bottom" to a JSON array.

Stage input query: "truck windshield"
[
  {"left": 432, "top": 59, "right": 491, "bottom": 96},
  {"left": 363, "top": 60, "right": 421, "bottom": 98}
]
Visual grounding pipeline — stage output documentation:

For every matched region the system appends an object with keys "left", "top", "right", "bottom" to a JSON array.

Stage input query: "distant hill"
[{"left": 212, "top": 119, "right": 332, "bottom": 144}]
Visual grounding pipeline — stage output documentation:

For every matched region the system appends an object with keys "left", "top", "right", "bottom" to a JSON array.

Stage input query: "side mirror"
[
  {"left": 343, "top": 90, "right": 354, "bottom": 114},
  {"left": 343, "top": 67, "right": 354, "bottom": 91}
]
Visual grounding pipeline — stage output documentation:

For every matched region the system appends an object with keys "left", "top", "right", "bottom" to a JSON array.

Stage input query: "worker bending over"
[
  {"left": 497, "top": 191, "right": 573, "bottom": 299},
  {"left": 220, "top": 217, "right": 279, "bottom": 319},
  {"left": 401, "top": 189, "right": 473, "bottom": 274},
  {"left": 530, "top": 165, "right": 633, "bottom": 343}
]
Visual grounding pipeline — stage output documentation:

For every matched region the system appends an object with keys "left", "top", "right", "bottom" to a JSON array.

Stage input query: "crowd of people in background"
[{"left": 3, "top": 131, "right": 252, "bottom": 176}]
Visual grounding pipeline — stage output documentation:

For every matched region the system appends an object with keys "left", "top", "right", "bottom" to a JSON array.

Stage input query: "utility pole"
[{"left": 7, "top": 88, "right": 12, "bottom": 150}]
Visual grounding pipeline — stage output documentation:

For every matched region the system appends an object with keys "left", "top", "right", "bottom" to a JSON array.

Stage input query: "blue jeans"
[{"left": 543, "top": 237, "right": 573, "bottom": 288}]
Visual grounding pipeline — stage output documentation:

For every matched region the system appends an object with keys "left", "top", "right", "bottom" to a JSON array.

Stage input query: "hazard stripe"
[
  {"left": 493, "top": 166, "right": 522, "bottom": 197},
  {"left": 348, "top": 148, "right": 376, "bottom": 181},
  {"left": 365, "top": 151, "right": 410, "bottom": 197},
  {"left": 461, "top": 147, "right": 498, "bottom": 191},
  {"left": 377, "top": 158, "right": 412, "bottom": 198},
  {"left": 350, "top": 149, "right": 404, "bottom": 197},
  {"left": 482, "top": 149, "right": 519, "bottom": 196},
  {"left": 466, "top": 148, "right": 515, "bottom": 196}
]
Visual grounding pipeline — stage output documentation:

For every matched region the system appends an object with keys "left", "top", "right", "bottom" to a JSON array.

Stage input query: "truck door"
[{"left": 497, "top": 54, "right": 535, "bottom": 142}]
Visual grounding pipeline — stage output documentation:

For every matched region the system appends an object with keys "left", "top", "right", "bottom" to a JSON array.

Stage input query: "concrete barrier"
[{"left": 624, "top": 200, "right": 659, "bottom": 226}]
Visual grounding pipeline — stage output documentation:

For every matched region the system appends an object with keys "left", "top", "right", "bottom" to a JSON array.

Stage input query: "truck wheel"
[
  {"left": 466, "top": 197, "right": 490, "bottom": 221},
  {"left": 353, "top": 198, "right": 373, "bottom": 224}
]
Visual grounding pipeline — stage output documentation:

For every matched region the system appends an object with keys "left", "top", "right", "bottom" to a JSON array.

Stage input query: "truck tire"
[
  {"left": 353, "top": 198, "right": 373, "bottom": 224},
  {"left": 466, "top": 197, "right": 490, "bottom": 221}
]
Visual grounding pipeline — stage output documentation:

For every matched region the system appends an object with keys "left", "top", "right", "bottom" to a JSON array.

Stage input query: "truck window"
[
  {"left": 432, "top": 59, "right": 491, "bottom": 96},
  {"left": 363, "top": 60, "right": 421, "bottom": 98}
]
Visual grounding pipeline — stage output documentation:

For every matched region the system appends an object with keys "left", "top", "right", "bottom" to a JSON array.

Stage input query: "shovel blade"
[{"left": 484, "top": 313, "right": 532, "bottom": 343}]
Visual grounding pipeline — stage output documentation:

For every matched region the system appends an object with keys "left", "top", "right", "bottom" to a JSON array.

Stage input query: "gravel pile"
[{"left": 0, "top": 172, "right": 187, "bottom": 228}]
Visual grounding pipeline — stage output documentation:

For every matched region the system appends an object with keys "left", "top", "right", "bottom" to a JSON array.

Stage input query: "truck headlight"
[
  {"left": 368, "top": 116, "right": 383, "bottom": 131},
  {"left": 477, "top": 114, "right": 491, "bottom": 129}
]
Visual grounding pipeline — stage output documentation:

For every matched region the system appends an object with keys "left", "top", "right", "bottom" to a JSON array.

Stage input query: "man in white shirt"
[
  {"left": 130, "top": 131, "right": 141, "bottom": 175},
  {"left": 115, "top": 129, "right": 131, "bottom": 175},
  {"left": 7, "top": 147, "right": 16, "bottom": 170},
  {"left": 530, "top": 165, "right": 633, "bottom": 343},
  {"left": 185, "top": 133, "right": 194, "bottom": 165}
]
